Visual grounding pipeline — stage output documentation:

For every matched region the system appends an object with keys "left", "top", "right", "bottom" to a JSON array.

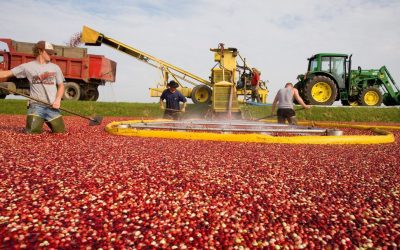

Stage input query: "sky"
[{"left": 1, "top": 0, "right": 400, "bottom": 104}]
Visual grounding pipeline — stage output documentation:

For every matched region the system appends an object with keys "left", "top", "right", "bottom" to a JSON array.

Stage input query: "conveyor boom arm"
[{"left": 81, "top": 26, "right": 211, "bottom": 87}]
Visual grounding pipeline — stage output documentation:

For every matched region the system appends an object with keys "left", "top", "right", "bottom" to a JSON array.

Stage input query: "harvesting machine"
[
  {"left": 295, "top": 53, "right": 400, "bottom": 106},
  {"left": 80, "top": 26, "right": 268, "bottom": 115}
]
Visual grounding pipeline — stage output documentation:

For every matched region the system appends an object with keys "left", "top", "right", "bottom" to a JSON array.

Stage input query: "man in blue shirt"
[{"left": 160, "top": 80, "right": 187, "bottom": 120}]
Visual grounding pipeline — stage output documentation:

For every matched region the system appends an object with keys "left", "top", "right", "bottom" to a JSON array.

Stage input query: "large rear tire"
[
  {"left": 304, "top": 75, "right": 337, "bottom": 105},
  {"left": 293, "top": 81, "right": 305, "bottom": 104},
  {"left": 191, "top": 85, "right": 212, "bottom": 104},
  {"left": 358, "top": 87, "right": 382, "bottom": 106},
  {"left": 0, "top": 82, "right": 16, "bottom": 99},
  {"left": 85, "top": 87, "right": 99, "bottom": 101},
  {"left": 63, "top": 82, "right": 81, "bottom": 101}
]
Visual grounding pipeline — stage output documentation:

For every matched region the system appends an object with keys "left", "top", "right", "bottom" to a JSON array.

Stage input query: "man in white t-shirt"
[{"left": 0, "top": 41, "right": 66, "bottom": 133}]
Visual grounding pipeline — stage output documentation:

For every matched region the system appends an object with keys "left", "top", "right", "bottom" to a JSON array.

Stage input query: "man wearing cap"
[
  {"left": 0, "top": 41, "right": 66, "bottom": 133},
  {"left": 160, "top": 80, "right": 187, "bottom": 120}
]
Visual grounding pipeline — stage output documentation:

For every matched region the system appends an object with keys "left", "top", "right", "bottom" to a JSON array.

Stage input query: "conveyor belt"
[{"left": 116, "top": 120, "right": 329, "bottom": 135}]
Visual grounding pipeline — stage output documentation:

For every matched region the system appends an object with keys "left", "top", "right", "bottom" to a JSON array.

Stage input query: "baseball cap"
[
  {"left": 36, "top": 41, "right": 56, "bottom": 55},
  {"left": 167, "top": 80, "right": 179, "bottom": 88}
]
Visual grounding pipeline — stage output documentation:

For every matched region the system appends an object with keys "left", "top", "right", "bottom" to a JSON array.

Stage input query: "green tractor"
[{"left": 295, "top": 53, "right": 400, "bottom": 106}]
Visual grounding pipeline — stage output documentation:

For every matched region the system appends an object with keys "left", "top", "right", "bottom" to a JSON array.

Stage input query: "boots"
[
  {"left": 46, "top": 116, "right": 65, "bottom": 133},
  {"left": 26, "top": 115, "right": 45, "bottom": 134}
]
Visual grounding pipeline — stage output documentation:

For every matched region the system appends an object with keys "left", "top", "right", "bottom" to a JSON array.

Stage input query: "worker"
[
  {"left": 160, "top": 80, "right": 187, "bottom": 120},
  {"left": 251, "top": 68, "right": 261, "bottom": 103},
  {"left": 0, "top": 41, "right": 65, "bottom": 134},
  {"left": 271, "top": 82, "right": 311, "bottom": 125}
]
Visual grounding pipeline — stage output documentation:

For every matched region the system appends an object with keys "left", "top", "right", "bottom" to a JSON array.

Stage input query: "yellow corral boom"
[{"left": 81, "top": 26, "right": 268, "bottom": 112}]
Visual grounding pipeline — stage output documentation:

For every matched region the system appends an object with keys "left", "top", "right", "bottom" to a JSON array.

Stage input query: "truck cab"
[
  {"left": 0, "top": 54, "right": 4, "bottom": 69},
  {"left": 0, "top": 43, "right": 12, "bottom": 72}
]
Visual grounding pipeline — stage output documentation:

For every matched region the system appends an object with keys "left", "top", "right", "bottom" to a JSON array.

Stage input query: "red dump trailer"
[{"left": 0, "top": 38, "right": 116, "bottom": 101}]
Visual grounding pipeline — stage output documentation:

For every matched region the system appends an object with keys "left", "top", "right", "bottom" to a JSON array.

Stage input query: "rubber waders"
[
  {"left": 26, "top": 115, "right": 45, "bottom": 134},
  {"left": 46, "top": 116, "right": 65, "bottom": 133}
]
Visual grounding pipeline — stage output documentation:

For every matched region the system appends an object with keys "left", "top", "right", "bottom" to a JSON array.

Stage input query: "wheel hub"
[
  {"left": 195, "top": 88, "right": 210, "bottom": 102},
  {"left": 311, "top": 82, "right": 332, "bottom": 102},
  {"left": 364, "top": 91, "right": 379, "bottom": 106},
  {"left": 67, "top": 89, "right": 77, "bottom": 98}
]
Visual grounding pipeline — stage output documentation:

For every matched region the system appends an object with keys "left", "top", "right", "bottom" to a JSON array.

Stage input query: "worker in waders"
[
  {"left": 0, "top": 41, "right": 66, "bottom": 133},
  {"left": 271, "top": 82, "right": 311, "bottom": 125},
  {"left": 159, "top": 80, "right": 187, "bottom": 120}
]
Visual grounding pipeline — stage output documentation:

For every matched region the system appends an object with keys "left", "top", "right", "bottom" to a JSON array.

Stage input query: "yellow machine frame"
[{"left": 81, "top": 26, "right": 268, "bottom": 112}]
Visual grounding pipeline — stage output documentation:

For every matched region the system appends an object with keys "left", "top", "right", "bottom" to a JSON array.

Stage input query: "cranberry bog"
[{"left": 1, "top": 115, "right": 399, "bottom": 248}]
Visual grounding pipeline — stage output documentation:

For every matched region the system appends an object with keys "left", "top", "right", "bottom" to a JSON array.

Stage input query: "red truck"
[{"left": 0, "top": 38, "right": 116, "bottom": 101}]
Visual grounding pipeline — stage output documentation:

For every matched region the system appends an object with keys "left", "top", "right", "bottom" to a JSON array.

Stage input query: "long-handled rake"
[
  {"left": 255, "top": 107, "right": 306, "bottom": 121},
  {"left": 164, "top": 108, "right": 184, "bottom": 113},
  {"left": 0, "top": 86, "right": 103, "bottom": 126}
]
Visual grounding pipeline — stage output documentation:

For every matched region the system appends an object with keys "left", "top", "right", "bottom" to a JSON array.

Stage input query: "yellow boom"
[
  {"left": 81, "top": 26, "right": 210, "bottom": 87},
  {"left": 81, "top": 26, "right": 268, "bottom": 111}
]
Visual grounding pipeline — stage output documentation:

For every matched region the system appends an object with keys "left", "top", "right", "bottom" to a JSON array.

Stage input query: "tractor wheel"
[
  {"left": 191, "top": 85, "right": 212, "bottom": 104},
  {"left": 293, "top": 81, "right": 305, "bottom": 104},
  {"left": 341, "top": 96, "right": 359, "bottom": 106},
  {"left": 79, "top": 86, "right": 86, "bottom": 100},
  {"left": 85, "top": 87, "right": 99, "bottom": 101},
  {"left": 383, "top": 93, "right": 397, "bottom": 106},
  {"left": 303, "top": 75, "right": 337, "bottom": 105},
  {"left": 63, "top": 82, "right": 81, "bottom": 101},
  {"left": 341, "top": 100, "right": 359, "bottom": 106},
  {"left": 358, "top": 87, "right": 382, "bottom": 106}
]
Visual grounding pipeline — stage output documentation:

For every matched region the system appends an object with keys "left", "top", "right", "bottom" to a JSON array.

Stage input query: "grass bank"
[{"left": 1, "top": 99, "right": 400, "bottom": 123}]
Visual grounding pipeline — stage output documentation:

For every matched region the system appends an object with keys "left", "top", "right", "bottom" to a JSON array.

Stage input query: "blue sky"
[{"left": 1, "top": 0, "right": 399, "bottom": 103}]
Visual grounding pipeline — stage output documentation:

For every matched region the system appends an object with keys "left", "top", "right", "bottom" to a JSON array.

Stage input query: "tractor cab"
[
  {"left": 307, "top": 53, "right": 349, "bottom": 90},
  {"left": 294, "top": 53, "right": 350, "bottom": 105}
]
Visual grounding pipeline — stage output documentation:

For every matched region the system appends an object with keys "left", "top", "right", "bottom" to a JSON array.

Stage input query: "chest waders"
[
  {"left": 45, "top": 116, "right": 65, "bottom": 133},
  {"left": 26, "top": 114, "right": 45, "bottom": 134},
  {"left": 26, "top": 108, "right": 65, "bottom": 134},
  {"left": 1, "top": 85, "right": 102, "bottom": 129},
  {"left": 26, "top": 82, "right": 65, "bottom": 134}
]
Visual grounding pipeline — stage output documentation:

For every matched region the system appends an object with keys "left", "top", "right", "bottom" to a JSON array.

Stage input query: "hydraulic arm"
[
  {"left": 379, "top": 66, "right": 400, "bottom": 106},
  {"left": 81, "top": 26, "right": 269, "bottom": 111},
  {"left": 81, "top": 26, "right": 211, "bottom": 89}
]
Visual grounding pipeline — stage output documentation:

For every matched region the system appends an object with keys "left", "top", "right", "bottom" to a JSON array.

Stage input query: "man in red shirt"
[{"left": 251, "top": 68, "right": 261, "bottom": 103}]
